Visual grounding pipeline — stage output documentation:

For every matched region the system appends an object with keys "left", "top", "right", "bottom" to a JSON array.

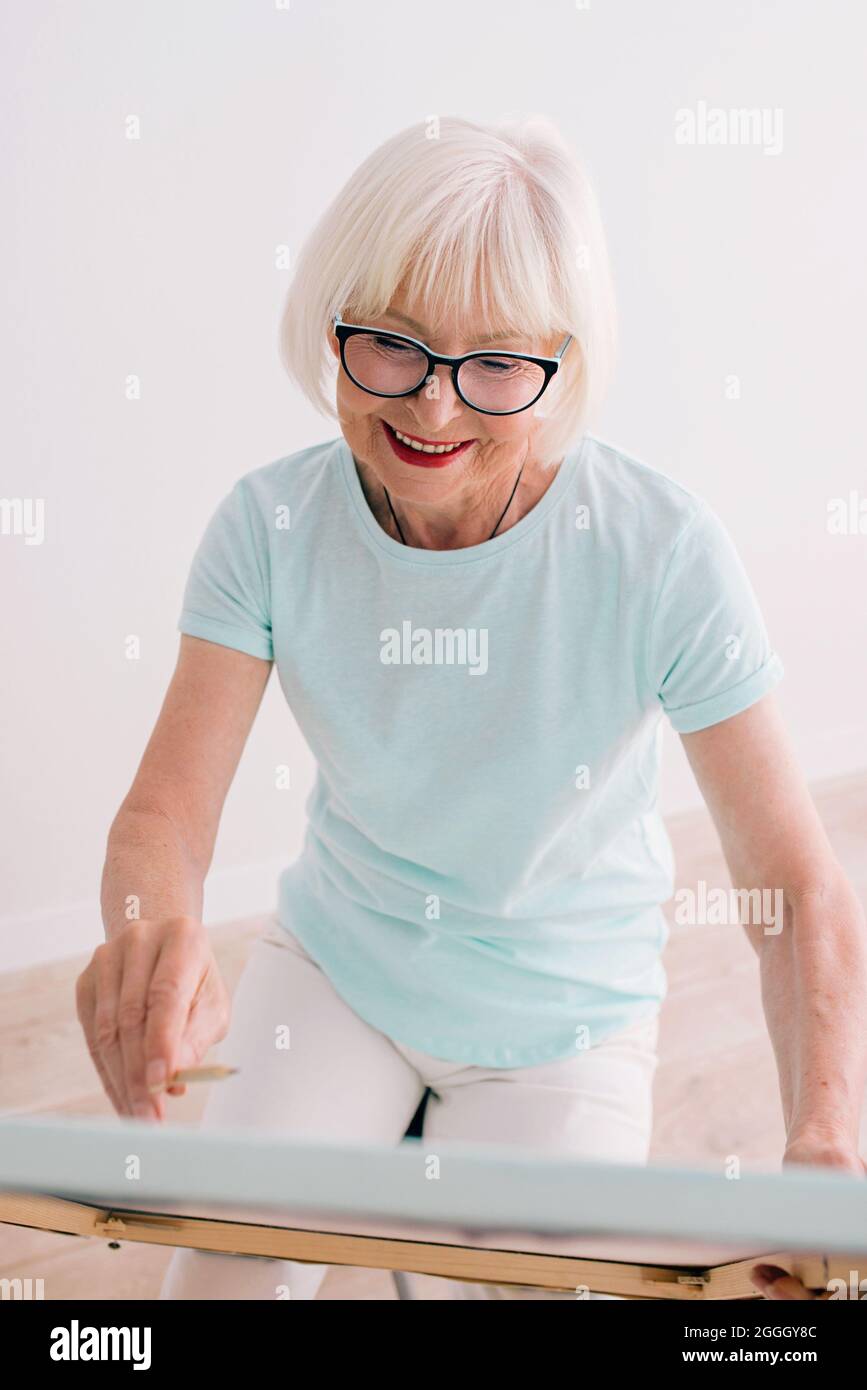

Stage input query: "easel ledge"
[{"left": 0, "top": 1191, "right": 847, "bottom": 1300}]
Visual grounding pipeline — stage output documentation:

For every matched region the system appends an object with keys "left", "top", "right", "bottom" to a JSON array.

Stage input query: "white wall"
[{"left": 3, "top": 0, "right": 865, "bottom": 968}]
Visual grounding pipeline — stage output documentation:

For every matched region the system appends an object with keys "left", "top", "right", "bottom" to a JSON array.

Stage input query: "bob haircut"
[{"left": 279, "top": 115, "right": 616, "bottom": 467}]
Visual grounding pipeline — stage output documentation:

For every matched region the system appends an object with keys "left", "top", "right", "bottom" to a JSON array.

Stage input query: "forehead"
[
  {"left": 380, "top": 278, "right": 531, "bottom": 345},
  {"left": 382, "top": 308, "right": 525, "bottom": 345}
]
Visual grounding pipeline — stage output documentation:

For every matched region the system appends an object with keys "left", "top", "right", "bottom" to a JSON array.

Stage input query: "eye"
[
  {"left": 476, "top": 357, "right": 523, "bottom": 374},
  {"left": 371, "top": 335, "right": 415, "bottom": 354}
]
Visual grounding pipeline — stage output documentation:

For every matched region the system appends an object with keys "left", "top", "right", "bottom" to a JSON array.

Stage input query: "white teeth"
[{"left": 392, "top": 428, "right": 467, "bottom": 454}]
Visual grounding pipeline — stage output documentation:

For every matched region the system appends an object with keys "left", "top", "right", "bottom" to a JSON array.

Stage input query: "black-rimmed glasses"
[{"left": 333, "top": 314, "right": 573, "bottom": 416}]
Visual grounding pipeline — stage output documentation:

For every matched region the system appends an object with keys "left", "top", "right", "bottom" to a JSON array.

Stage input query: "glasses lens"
[
  {"left": 458, "top": 355, "right": 546, "bottom": 413},
  {"left": 343, "top": 332, "right": 428, "bottom": 395}
]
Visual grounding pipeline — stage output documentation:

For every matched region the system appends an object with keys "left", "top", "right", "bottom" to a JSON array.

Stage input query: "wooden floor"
[{"left": 2, "top": 771, "right": 865, "bottom": 1299}]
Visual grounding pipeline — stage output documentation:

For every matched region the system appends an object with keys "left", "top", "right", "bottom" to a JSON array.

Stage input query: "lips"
[{"left": 382, "top": 419, "right": 474, "bottom": 467}]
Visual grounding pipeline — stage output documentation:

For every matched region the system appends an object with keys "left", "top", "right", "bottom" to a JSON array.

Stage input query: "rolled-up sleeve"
[
  {"left": 178, "top": 479, "right": 273, "bottom": 661},
  {"left": 647, "top": 502, "right": 783, "bottom": 733}
]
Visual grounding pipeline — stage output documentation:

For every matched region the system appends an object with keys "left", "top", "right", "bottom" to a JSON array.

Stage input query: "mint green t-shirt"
[{"left": 178, "top": 434, "right": 784, "bottom": 1067}]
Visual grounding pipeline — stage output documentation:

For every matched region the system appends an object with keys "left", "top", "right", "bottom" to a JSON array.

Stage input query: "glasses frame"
[{"left": 332, "top": 314, "right": 573, "bottom": 416}]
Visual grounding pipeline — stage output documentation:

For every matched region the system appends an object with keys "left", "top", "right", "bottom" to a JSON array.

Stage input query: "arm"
[
  {"left": 78, "top": 635, "right": 272, "bottom": 1120},
  {"left": 101, "top": 634, "right": 272, "bottom": 937},
  {"left": 680, "top": 694, "right": 867, "bottom": 1166}
]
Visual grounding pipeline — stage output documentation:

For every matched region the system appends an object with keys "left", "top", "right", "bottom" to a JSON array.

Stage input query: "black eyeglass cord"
[{"left": 383, "top": 461, "right": 525, "bottom": 547}]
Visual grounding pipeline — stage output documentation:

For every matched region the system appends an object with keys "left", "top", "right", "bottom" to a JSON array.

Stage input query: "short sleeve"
[
  {"left": 178, "top": 479, "right": 273, "bottom": 661},
  {"left": 647, "top": 501, "right": 783, "bottom": 733}
]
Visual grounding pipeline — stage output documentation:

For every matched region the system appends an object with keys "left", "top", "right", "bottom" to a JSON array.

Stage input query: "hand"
[
  {"left": 750, "top": 1264, "right": 833, "bottom": 1300},
  {"left": 750, "top": 1133, "right": 866, "bottom": 1300},
  {"left": 76, "top": 916, "right": 231, "bottom": 1122}
]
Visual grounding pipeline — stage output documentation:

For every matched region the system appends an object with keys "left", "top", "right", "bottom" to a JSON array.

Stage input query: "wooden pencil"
[{"left": 148, "top": 1065, "right": 238, "bottom": 1094}]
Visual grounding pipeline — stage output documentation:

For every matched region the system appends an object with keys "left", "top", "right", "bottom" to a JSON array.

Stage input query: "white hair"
[{"left": 279, "top": 115, "right": 616, "bottom": 466}]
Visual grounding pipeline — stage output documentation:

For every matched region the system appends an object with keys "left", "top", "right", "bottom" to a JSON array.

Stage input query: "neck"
[{"left": 355, "top": 451, "right": 562, "bottom": 551}]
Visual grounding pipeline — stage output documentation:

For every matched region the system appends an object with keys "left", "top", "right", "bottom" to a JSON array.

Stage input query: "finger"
[
  {"left": 751, "top": 1265, "right": 815, "bottom": 1300},
  {"left": 87, "top": 1045, "right": 127, "bottom": 1116},
  {"left": 169, "top": 1010, "right": 213, "bottom": 1076},
  {"left": 88, "top": 946, "right": 133, "bottom": 1113},
  {"left": 117, "top": 925, "right": 163, "bottom": 1119},
  {"left": 766, "top": 1276, "right": 816, "bottom": 1301},
  {"left": 143, "top": 922, "right": 211, "bottom": 1094},
  {"left": 180, "top": 965, "right": 230, "bottom": 1063},
  {"left": 76, "top": 963, "right": 126, "bottom": 1114}
]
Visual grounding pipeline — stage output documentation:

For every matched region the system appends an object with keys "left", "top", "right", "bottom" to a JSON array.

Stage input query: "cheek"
[
  {"left": 336, "top": 374, "right": 381, "bottom": 420},
  {"left": 477, "top": 410, "right": 536, "bottom": 448}
]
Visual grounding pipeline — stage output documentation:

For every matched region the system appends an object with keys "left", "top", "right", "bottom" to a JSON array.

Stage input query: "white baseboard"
[{"left": 0, "top": 858, "right": 288, "bottom": 975}]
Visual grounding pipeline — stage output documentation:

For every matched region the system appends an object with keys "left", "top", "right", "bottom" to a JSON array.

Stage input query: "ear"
[{"left": 327, "top": 330, "right": 339, "bottom": 362}]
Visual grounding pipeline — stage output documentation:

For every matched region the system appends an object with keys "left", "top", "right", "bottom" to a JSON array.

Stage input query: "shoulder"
[
  {"left": 576, "top": 434, "right": 711, "bottom": 554},
  {"left": 575, "top": 436, "right": 748, "bottom": 598},
  {"left": 231, "top": 436, "right": 344, "bottom": 519}
]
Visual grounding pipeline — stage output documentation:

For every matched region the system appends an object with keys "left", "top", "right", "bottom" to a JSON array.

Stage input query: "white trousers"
[{"left": 160, "top": 919, "right": 659, "bottom": 1300}]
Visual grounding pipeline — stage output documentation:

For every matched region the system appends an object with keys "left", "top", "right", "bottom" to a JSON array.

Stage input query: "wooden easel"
[{"left": 0, "top": 1191, "right": 855, "bottom": 1299}]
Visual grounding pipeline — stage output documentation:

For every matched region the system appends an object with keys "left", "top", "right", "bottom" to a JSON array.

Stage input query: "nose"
[{"left": 406, "top": 366, "right": 472, "bottom": 432}]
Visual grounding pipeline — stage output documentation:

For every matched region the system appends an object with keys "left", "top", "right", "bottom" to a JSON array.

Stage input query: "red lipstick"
[{"left": 382, "top": 419, "right": 474, "bottom": 467}]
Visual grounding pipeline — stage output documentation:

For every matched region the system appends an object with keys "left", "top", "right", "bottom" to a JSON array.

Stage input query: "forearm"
[
  {"left": 749, "top": 870, "right": 867, "bottom": 1149},
  {"left": 101, "top": 807, "right": 205, "bottom": 942}
]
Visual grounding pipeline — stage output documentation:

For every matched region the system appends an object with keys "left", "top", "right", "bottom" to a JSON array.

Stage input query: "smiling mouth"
[{"left": 382, "top": 419, "right": 475, "bottom": 465}]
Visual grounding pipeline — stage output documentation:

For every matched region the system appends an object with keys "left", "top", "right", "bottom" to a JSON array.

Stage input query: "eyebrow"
[{"left": 382, "top": 311, "right": 523, "bottom": 346}]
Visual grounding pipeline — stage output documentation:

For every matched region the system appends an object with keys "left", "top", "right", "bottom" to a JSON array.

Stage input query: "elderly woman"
[{"left": 77, "top": 116, "right": 866, "bottom": 1302}]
